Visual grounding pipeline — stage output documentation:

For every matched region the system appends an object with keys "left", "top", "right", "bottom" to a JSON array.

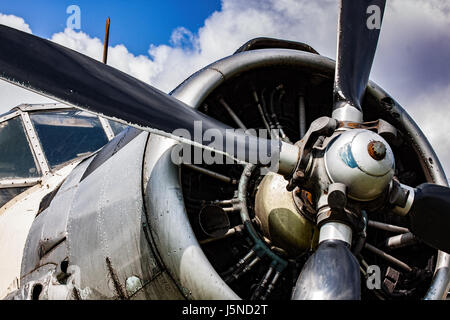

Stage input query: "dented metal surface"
[
  {"left": 9, "top": 131, "right": 184, "bottom": 299},
  {"left": 0, "top": 162, "right": 80, "bottom": 299}
]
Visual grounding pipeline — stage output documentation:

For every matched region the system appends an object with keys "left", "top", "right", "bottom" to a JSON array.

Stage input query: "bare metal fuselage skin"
[{"left": 1, "top": 47, "right": 449, "bottom": 300}]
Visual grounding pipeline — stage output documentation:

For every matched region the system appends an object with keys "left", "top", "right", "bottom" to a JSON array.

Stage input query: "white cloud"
[
  {"left": 0, "top": 0, "right": 449, "bottom": 178},
  {"left": 50, "top": 28, "right": 164, "bottom": 88},
  {"left": 406, "top": 84, "right": 450, "bottom": 177},
  {"left": 0, "top": 13, "right": 32, "bottom": 33},
  {"left": 49, "top": 0, "right": 338, "bottom": 93},
  {"left": 372, "top": 0, "right": 450, "bottom": 104}
]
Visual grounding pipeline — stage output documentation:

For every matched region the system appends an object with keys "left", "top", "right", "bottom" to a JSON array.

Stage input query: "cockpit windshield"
[
  {"left": 0, "top": 104, "right": 130, "bottom": 209},
  {"left": 0, "top": 116, "right": 39, "bottom": 179},
  {"left": 30, "top": 110, "right": 108, "bottom": 169}
]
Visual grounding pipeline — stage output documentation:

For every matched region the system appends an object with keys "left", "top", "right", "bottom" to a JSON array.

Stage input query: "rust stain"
[{"left": 105, "top": 257, "right": 129, "bottom": 300}]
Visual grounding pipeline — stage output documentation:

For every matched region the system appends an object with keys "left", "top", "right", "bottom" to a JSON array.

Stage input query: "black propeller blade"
[
  {"left": 408, "top": 183, "right": 450, "bottom": 254},
  {"left": 333, "top": 0, "right": 386, "bottom": 121},
  {"left": 292, "top": 240, "right": 360, "bottom": 300},
  {"left": 293, "top": 0, "right": 386, "bottom": 300},
  {"left": 0, "top": 24, "right": 294, "bottom": 172}
]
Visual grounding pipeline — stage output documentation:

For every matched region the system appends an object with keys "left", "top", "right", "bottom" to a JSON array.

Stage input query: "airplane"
[{"left": 0, "top": 0, "right": 449, "bottom": 300}]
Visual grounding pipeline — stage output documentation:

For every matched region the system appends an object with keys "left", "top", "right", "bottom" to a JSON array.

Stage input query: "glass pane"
[
  {"left": 0, "top": 117, "right": 39, "bottom": 179},
  {"left": 108, "top": 120, "right": 128, "bottom": 136},
  {"left": 30, "top": 110, "right": 109, "bottom": 168},
  {"left": 0, "top": 187, "right": 29, "bottom": 208}
]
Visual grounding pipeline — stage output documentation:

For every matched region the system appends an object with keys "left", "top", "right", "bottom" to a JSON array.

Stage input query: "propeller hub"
[{"left": 324, "top": 129, "right": 395, "bottom": 201}]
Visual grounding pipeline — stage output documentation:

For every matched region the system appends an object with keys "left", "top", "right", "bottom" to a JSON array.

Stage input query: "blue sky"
[{"left": 0, "top": 0, "right": 221, "bottom": 55}]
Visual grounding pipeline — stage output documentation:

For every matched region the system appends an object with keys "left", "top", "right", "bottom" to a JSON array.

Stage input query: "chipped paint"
[{"left": 339, "top": 143, "right": 358, "bottom": 168}]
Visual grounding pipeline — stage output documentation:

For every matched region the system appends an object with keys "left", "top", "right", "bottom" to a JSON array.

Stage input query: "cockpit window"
[
  {"left": 0, "top": 117, "right": 39, "bottom": 179},
  {"left": 109, "top": 120, "right": 128, "bottom": 136},
  {"left": 30, "top": 110, "right": 108, "bottom": 168}
]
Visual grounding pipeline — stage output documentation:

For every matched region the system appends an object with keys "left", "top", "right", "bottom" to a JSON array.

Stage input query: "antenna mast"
[{"left": 102, "top": 17, "right": 110, "bottom": 64}]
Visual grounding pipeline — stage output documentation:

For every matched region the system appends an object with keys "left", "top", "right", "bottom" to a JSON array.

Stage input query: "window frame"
[
  {"left": 0, "top": 103, "right": 124, "bottom": 190},
  {"left": 28, "top": 108, "right": 112, "bottom": 170},
  {"left": 0, "top": 113, "right": 43, "bottom": 189}
]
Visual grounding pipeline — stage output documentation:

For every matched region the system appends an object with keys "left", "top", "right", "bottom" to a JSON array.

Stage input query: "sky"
[
  {"left": 0, "top": 0, "right": 449, "bottom": 178},
  {"left": 0, "top": 0, "right": 221, "bottom": 55}
]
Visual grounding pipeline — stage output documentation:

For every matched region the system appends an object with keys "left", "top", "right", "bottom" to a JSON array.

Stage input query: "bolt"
[
  {"left": 368, "top": 140, "right": 386, "bottom": 160},
  {"left": 328, "top": 183, "right": 347, "bottom": 210},
  {"left": 294, "top": 170, "right": 305, "bottom": 179}
]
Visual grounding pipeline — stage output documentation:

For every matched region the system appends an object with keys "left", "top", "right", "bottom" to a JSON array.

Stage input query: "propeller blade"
[
  {"left": 333, "top": 0, "right": 386, "bottom": 122},
  {"left": 292, "top": 239, "right": 360, "bottom": 300},
  {"left": 407, "top": 183, "right": 450, "bottom": 254},
  {"left": 0, "top": 25, "right": 298, "bottom": 174},
  {"left": 292, "top": 1, "right": 386, "bottom": 299}
]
